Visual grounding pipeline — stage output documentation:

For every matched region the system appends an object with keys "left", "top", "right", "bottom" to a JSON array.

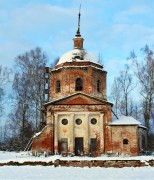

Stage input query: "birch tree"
[
  {"left": 110, "top": 65, "right": 136, "bottom": 117},
  {"left": 13, "top": 47, "right": 47, "bottom": 131},
  {"left": 129, "top": 45, "right": 154, "bottom": 136},
  {"left": 0, "top": 66, "right": 11, "bottom": 116},
  {"left": 8, "top": 47, "right": 47, "bottom": 150}
]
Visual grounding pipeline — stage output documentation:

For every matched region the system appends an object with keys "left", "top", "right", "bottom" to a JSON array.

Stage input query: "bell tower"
[{"left": 73, "top": 6, "right": 84, "bottom": 50}]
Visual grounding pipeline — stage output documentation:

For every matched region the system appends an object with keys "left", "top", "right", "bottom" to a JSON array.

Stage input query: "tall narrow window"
[
  {"left": 76, "top": 78, "right": 83, "bottom": 91},
  {"left": 56, "top": 80, "right": 61, "bottom": 92},
  {"left": 91, "top": 138, "right": 97, "bottom": 152},
  {"left": 97, "top": 80, "right": 101, "bottom": 92},
  {"left": 61, "top": 138, "right": 68, "bottom": 152}
]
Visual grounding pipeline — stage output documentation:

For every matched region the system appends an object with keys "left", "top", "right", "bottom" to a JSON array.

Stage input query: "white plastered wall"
[{"left": 53, "top": 112, "right": 104, "bottom": 154}]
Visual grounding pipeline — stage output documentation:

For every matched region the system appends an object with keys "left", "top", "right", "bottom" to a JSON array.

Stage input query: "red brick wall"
[
  {"left": 32, "top": 61, "right": 113, "bottom": 156},
  {"left": 51, "top": 104, "right": 111, "bottom": 113},
  {"left": 110, "top": 125, "right": 139, "bottom": 156},
  {"left": 104, "top": 108, "right": 112, "bottom": 153},
  {"left": 50, "top": 63, "right": 107, "bottom": 101},
  {"left": 32, "top": 125, "right": 54, "bottom": 155},
  {"left": 73, "top": 38, "right": 84, "bottom": 49}
]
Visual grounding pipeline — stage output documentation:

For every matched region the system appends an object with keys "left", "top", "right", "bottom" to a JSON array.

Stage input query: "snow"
[
  {"left": 51, "top": 65, "right": 104, "bottom": 73},
  {"left": 0, "top": 151, "right": 154, "bottom": 179},
  {"left": 0, "top": 166, "right": 154, "bottom": 180},
  {"left": 57, "top": 49, "right": 99, "bottom": 65},
  {"left": 33, "top": 131, "right": 41, "bottom": 138},
  {"left": 0, "top": 151, "right": 154, "bottom": 163},
  {"left": 110, "top": 116, "right": 141, "bottom": 125}
]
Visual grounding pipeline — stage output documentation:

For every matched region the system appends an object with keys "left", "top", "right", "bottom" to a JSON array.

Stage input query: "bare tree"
[
  {"left": 0, "top": 66, "right": 11, "bottom": 147},
  {"left": 0, "top": 66, "right": 11, "bottom": 116},
  {"left": 14, "top": 47, "right": 47, "bottom": 131},
  {"left": 0, "top": 88, "right": 4, "bottom": 117},
  {"left": 0, "top": 66, "right": 11, "bottom": 86},
  {"left": 7, "top": 47, "right": 47, "bottom": 150},
  {"left": 118, "top": 65, "right": 136, "bottom": 116},
  {"left": 110, "top": 65, "right": 136, "bottom": 117},
  {"left": 13, "top": 73, "right": 34, "bottom": 149},
  {"left": 129, "top": 45, "right": 154, "bottom": 136},
  {"left": 110, "top": 77, "right": 121, "bottom": 116}
]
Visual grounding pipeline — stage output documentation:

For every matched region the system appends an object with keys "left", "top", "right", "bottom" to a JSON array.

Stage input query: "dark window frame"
[
  {"left": 56, "top": 80, "right": 61, "bottom": 93},
  {"left": 90, "top": 138, "right": 97, "bottom": 152},
  {"left": 97, "top": 80, "right": 101, "bottom": 92},
  {"left": 75, "top": 78, "right": 83, "bottom": 91},
  {"left": 123, "top": 139, "right": 129, "bottom": 145}
]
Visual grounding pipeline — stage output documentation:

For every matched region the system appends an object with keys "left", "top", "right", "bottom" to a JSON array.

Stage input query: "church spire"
[
  {"left": 73, "top": 5, "right": 84, "bottom": 49},
  {"left": 76, "top": 5, "right": 81, "bottom": 37}
]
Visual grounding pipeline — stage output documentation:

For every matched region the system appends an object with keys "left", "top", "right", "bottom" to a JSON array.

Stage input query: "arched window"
[
  {"left": 76, "top": 78, "right": 83, "bottom": 91},
  {"left": 56, "top": 80, "right": 61, "bottom": 93},
  {"left": 97, "top": 80, "right": 101, "bottom": 92},
  {"left": 123, "top": 139, "right": 128, "bottom": 145}
]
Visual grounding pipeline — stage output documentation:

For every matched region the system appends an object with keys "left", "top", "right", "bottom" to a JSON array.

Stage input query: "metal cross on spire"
[{"left": 76, "top": 4, "right": 81, "bottom": 37}]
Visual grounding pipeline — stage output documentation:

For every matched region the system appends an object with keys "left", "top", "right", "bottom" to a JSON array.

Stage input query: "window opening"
[
  {"left": 56, "top": 80, "right": 61, "bottom": 92},
  {"left": 76, "top": 78, "right": 83, "bottom": 91},
  {"left": 75, "top": 118, "right": 82, "bottom": 125},
  {"left": 97, "top": 80, "right": 101, "bottom": 92},
  {"left": 61, "top": 138, "right": 68, "bottom": 152},
  {"left": 91, "top": 118, "right": 97, "bottom": 125},
  {"left": 91, "top": 138, "right": 97, "bottom": 152},
  {"left": 123, "top": 139, "right": 128, "bottom": 145},
  {"left": 61, "top": 119, "right": 68, "bottom": 125},
  {"left": 75, "top": 137, "right": 84, "bottom": 155}
]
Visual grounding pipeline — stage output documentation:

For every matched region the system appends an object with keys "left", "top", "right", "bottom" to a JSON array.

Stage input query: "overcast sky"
[{"left": 0, "top": 0, "right": 154, "bottom": 121}]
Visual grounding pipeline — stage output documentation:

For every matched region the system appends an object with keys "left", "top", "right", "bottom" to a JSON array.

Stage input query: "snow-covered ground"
[
  {"left": 0, "top": 166, "right": 154, "bottom": 180},
  {"left": 0, "top": 151, "right": 154, "bottom": 180},
  {"left": 0, "top": 151, "right": 154, "bottom": 163}
]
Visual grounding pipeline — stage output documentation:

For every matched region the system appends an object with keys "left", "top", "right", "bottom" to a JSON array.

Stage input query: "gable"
[{"left": 52, "top": 94, "right": 105, "bottom": 105}]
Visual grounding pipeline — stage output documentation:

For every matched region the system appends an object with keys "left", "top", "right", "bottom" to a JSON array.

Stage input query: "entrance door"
[
  {"left": 61, "top": 138, "right": 68, "bottom": 152},
  {"left": 75, "top": 137, "right": 84, "bottom": 155}
]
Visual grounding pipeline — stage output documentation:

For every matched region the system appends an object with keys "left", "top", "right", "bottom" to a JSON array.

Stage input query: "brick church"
[{"left": 32, "top": 11, "right": 147, "bottom": 156}]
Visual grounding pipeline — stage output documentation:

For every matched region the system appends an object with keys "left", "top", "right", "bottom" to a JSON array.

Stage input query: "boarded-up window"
[{"left": 91, "top": 138, "right": 97, "bottom": 152}]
